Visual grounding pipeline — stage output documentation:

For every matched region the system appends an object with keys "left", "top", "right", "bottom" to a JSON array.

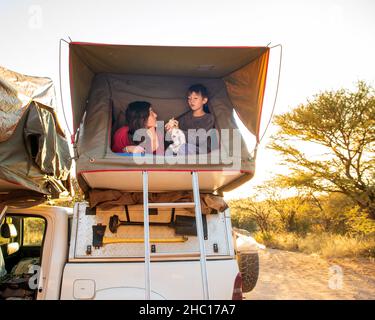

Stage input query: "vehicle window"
[
  {"left": 23, "top": 217, "right": 45, "bottom": 246},
  {"left": 0, "top": 234, "right": 9, "bottom": 245},
  {"left": 0, "top": 217, "right": 13, "bottom": 245}
]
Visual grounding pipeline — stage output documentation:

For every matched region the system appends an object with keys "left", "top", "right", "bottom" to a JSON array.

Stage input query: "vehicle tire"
[{"left": 238, "top": 252, "right": 259, "bottom": 293}]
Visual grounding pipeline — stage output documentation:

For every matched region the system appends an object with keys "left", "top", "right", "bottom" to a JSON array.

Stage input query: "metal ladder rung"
[{"left": 148, "top": 202, "right": 195, "bottom": 208}]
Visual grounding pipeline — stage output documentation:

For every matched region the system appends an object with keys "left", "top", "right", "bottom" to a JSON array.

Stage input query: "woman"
[{"left": 112, "top": 101, "right": 163, "bottom": 154}]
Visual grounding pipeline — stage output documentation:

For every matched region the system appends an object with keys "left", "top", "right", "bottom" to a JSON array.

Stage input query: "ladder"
[{"left": 142, "top": 171, "right": 209, "bottom": 300}]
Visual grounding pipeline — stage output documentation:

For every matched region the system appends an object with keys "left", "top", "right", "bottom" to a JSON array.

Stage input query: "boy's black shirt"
[{"left": 179, "top": 112, "right": 216, "bottom": 153}]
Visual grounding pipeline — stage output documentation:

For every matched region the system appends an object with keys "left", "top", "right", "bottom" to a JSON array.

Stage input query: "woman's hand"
[
  {"left": 165, "top": 118, "right": 179, "bottom": 131},
  {"left": 123, "top": 145, "right": 145, "bottom": 153}
]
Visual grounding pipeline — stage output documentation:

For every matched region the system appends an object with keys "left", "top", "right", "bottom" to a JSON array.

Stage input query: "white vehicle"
[{"left": 0, "top": 196, "right": 260, "bottom": 300}]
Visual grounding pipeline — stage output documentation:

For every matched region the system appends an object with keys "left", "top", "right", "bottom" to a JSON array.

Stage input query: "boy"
[{"left": 165, "top": 84, "right": 215, "bottom": 154}]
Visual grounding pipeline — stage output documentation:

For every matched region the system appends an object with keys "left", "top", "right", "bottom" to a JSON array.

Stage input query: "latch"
[
  {"left": 86, "top": 245, "right": 92, "bottom": 255},
  {"left": 213, "top": 243, "right": 219, "bottom": 253}
]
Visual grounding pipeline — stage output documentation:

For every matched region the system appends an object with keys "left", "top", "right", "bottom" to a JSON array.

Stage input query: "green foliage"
[
  {"left": 270, "top": 81, "right": 375, "bottom": 219},
  {"left": 230, "top": 192, "right": 375, "bottom": 258},
  {"left": 230, "top": 81, "right": 375, "bottom": 259},
  {"left": 308, "top": 193, "right": 353, "bottom": 234},
  {"left": 344, "top": 206, "right": 375, "bottom": 236},
  {"left": 230, "top": 208, "right": 258, "bottom": 233},
  {"left": 229, "top": 197, "right": 280, "bottom": 234}
]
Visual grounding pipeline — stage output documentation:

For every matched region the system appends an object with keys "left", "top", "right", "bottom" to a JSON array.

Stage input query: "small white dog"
[{"left": 167, "top": 127, "right": 186, "bottom": 154}]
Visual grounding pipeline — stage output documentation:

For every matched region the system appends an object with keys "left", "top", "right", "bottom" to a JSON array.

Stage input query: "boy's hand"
[{"left": 165, "top": 118, "right": 179, "bottom": 131}]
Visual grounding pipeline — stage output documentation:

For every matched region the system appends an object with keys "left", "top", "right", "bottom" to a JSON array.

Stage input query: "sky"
[{"left": 1, "top": 0, "right": 374, "bottom": 199}]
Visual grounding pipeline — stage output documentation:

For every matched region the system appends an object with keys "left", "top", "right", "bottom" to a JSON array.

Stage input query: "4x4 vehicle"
[{"left": 0, "top": 201, "right": 260, "bottom": 300}]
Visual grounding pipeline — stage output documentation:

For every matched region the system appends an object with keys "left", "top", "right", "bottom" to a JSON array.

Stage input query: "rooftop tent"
[
  {"left": 0, "top": 66, "right": 72, "bottom": 199},
  {"left": 69, "top": 43, "right": 270, "bottom": 194}
]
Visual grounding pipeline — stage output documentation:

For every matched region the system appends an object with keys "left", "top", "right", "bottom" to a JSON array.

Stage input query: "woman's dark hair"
[
  {"left": 125, "top": 101, "right": 151, "bottom": 144},
  {"left": 187, "top": 84, "right": 210, "bottom": 113}
]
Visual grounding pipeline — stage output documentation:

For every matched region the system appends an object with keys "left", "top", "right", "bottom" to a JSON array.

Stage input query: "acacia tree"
[
  {"left": 270, "top": 81, "right": 375, "bottom": 219},
  {"left": 229, "top": 197, "right": 276, "bottom": 234},
  {"left": 256, "top": 181, "right": 308, "bottom": 232}
]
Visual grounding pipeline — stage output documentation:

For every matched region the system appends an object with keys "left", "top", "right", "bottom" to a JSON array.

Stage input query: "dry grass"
[{"left": 254, "top": 231, "right": 375, "bottom": 259}]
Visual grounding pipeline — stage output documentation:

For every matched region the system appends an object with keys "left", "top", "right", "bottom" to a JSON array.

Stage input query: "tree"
[
  {"left": 229, "top": 197, "right": 277, "bottom": 234},
  {"left": 270, "top": 81, "right": 375, "bottom": 219},
  {"left": 256, "top": 181, "right": 308, "bottom": 233}
]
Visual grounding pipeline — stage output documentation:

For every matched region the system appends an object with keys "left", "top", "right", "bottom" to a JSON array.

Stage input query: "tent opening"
[{"left": 68, "top": 43, "right": 270, "bottom": 193}]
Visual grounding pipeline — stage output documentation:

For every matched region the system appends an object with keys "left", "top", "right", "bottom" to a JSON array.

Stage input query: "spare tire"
[{"left": 238, "top": 252, "right": 259, "bottom": 293}]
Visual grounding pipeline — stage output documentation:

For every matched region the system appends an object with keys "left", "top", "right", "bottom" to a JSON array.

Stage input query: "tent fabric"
[
  {"left": 0, "top": 66, "right": 72, "bottom": 196},
  {"left": 224, "top": 49, "right": 270, "bottom": 138},
  {"left": 69, "top": 44, "right": 270, "bottom": 137},
  {"left": 0, "top": 66, "right": 57, "bottom": 142},
  {"left": 78, "top": 170, "right": 253, "bottom": 195},
  {"left": 89, "top": 189, "right": 229, "bottom": 215},
  {"left": 68, "top": 43, "right": 270, "bottom": 193}
]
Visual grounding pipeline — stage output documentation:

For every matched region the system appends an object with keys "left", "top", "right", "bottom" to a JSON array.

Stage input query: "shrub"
[
  {"left": 344, "top": 206, "right": 375, "bottom": 236},
  {"left": 255, "top": 231, "right": 375, "bottom": 258}
]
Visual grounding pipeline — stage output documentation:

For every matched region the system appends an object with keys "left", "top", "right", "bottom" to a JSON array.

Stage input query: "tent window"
[{"left": 28, "top": 135, "right": 39, "bottom": 159}]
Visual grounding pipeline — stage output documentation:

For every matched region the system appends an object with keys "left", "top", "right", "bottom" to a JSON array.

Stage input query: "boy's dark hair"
[
  {"left": 187, "top": 84, "right": 208, "bottom": 98},
  {"left": 125, "top": 101, "right": 151, "bottom": 144},
  {"left": 187, "top": 84, "right": 210, "bottom": 113}
]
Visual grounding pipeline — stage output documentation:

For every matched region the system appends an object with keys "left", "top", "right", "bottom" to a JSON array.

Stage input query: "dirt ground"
[{"left": 245, "top": 248, "right": 375, "bottom": 300}]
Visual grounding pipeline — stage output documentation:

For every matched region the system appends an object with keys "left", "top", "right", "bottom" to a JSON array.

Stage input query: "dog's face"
[
  {"left": 167, "top": 128, "right": 186, "bottom": 154},
  {"left": 170, "top": 128, "right": 186, "bottom": 146}
]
